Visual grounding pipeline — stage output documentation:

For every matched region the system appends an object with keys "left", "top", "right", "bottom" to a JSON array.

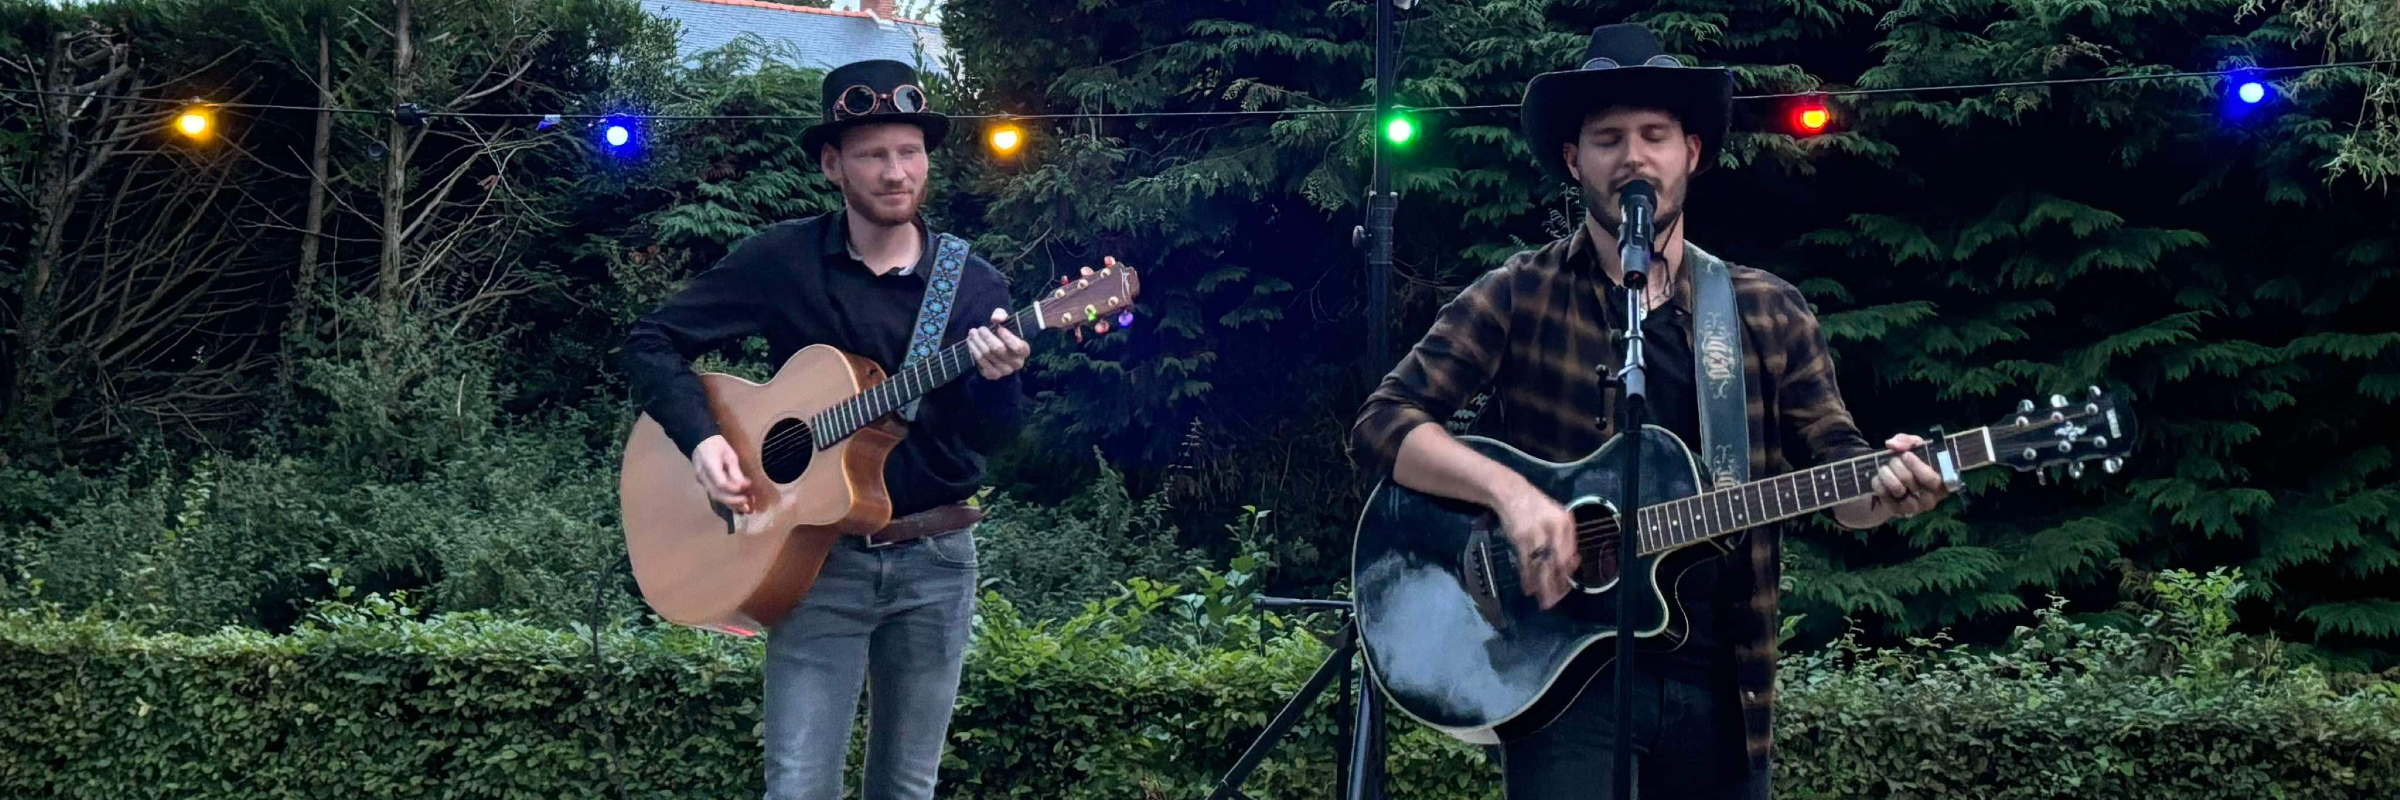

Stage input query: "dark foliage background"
[{"left": 1, "top": 0, "right": 2396, "bottom": 674}]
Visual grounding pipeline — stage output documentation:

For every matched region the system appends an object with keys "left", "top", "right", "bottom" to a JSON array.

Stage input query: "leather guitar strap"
[
  {"left": 896, "top": 232, "right": 971, "bottom": 422},
  {"left": 1686, "top": 241, "right": 1750, "bottom": 502}
]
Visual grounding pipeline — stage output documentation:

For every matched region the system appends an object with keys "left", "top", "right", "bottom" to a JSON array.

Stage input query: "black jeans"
[{"left": 1499, "top": 665, "right": 1768, "bottom": 800}]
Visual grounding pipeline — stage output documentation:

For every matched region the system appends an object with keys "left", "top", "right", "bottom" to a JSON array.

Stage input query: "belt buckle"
[{"left": 862, "top": 530, "right": 899, "bottom": 549}]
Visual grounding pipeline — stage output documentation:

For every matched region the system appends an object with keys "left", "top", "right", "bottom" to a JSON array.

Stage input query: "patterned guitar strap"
[
  {"left": 895, "top": 232, "right": 972, "bottom": 422},
  {"left": 1686, "top": 242, "right": 1751, "bottom": 543}
]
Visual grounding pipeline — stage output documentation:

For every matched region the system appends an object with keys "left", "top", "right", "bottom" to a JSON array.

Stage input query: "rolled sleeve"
[
  {"left": 1768, "top": 282, "right": 1875, "bottom": 469},
  {"left": 1348, "top": 262, "right": 1520, "bottom": 476}
]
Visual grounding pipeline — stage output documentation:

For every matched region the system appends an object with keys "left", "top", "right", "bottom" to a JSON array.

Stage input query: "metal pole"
[
  {"left": 1350, "top": 9, "right": 1398, "bottom": 799},
  {"left": 1366, "top": 0, "right": 1397, "bottom": 366}
]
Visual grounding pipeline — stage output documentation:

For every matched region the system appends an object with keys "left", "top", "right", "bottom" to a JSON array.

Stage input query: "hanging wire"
[{"left": 1, "top": 58, "right": 2392, "bottom": 123}]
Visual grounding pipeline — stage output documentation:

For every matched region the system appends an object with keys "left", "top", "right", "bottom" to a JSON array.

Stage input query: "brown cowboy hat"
[
  {"left": 801, "top": 59, "right": 950, "bottom": 155},
  {"left": 1519, "top": 23, "right": 1734, "bottom": 181}
]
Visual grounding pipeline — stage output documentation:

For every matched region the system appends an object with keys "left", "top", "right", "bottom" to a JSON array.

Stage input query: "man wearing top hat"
[
  {"left": 1349, "top": 23, "right": 1955, "bottom": 799},
  {"left": 619, "top": 59, "right": 1027, "bottom": 800}
]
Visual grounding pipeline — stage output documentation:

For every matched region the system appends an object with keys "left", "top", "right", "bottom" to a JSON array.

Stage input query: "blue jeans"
[
  {"left": 1500, "top": 665, "right": 1769, "bottom": 800},
  {"left": 761, "top": 526, "right": 980, "bottom": 800}
]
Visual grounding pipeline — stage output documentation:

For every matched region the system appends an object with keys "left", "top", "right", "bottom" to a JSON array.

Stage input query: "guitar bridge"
[{"left": 1460, "top": 529, "right": 1512, "bottom": 631}]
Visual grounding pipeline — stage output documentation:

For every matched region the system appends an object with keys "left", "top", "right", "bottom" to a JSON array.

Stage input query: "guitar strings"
[
  {"left": 753, "top": 345, "right": 959, "bottom": 454},
  {"left": 1512, "top": 450, "right": 1916, "bottom": 573},
  {"left": 1448, "top": 440, "right": 2002, "bottom": 599},
  {"left": 740, "top": 314, "right": 1035, "bottom": 467}
]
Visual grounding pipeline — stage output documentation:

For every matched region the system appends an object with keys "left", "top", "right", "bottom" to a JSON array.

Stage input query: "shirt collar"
[
  {"left": 820, "top": 209, "right": 936, "bottom": 278},
  {"left": 1568, "top": 223, "right": 1695, "bottom": 316}
]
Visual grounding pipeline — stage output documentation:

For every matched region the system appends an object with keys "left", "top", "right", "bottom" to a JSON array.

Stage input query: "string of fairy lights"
[{"left": 5, "top": 57, "right": 2393, "bottom": 155}]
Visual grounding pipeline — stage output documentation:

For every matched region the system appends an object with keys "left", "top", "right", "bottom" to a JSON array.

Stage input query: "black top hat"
[
  {"left": 1519, "top": 24, "right": 1733, "bottom": 181},
  {"left": 801, "top": 59, "right": 950, "bottom": 155}
]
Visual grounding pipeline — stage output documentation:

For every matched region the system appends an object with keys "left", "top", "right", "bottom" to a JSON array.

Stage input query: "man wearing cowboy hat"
[
  {"left": 1350, "top": 23, "right": 1954, "bottom": 799},
  {"left": 620, "top": 58, "right": 1028, "bottom": 800}
]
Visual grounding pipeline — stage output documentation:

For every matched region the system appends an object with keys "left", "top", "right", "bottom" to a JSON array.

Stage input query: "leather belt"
[{"left": 856, "top": 503, "right": 984, "bottom": 548}]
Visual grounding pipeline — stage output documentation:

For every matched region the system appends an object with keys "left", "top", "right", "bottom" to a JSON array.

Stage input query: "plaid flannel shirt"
[{"left": 1348, "top": 228, "right": 1876, "bottom": 770}]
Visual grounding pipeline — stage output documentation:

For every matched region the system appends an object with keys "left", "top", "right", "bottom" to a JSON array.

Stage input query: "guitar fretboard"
[
  {"left": 805, "top": 305, "right": 1040, "bottom": 448},
  {"left": 1632, "top": 429, "right": 1994, "bottom": 556}
]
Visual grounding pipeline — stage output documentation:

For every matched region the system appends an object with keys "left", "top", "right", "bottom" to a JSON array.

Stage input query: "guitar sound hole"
[
  {"left": 1572, "top": 503, "right": 1624, "bottom": 587},
  {"left": 759, "top": 419, "right": 814, "bottom": 483}
]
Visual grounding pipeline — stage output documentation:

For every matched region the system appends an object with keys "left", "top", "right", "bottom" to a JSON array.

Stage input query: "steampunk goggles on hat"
[{"left": 833, "top": 83, "right": 928, "bottom": 120}]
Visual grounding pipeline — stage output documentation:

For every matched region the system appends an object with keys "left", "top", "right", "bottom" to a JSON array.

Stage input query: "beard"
[
  {"left": 1580, "top": 178, "right": 1684, "bottom": 244},
  {"left": 842, "top": 178, "right": 927, "bottom": 228}
]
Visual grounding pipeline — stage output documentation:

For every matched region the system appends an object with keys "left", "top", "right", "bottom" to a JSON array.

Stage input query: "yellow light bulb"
[{"left": 177, "top": 110, "right": 210, "bottom": 137}]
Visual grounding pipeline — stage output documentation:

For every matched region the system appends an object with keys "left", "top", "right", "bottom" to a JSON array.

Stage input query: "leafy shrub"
[
  {"left": 2, "top": 570, "right": 2394, "bottom": 800},
  {"left": 1775, "top": 569, "right": 2400, "bottom": 798},
  {"left": 1, "top": 419, "right": 637, "bottom": 634},
  {"left": 970, "top": 450, "right": 1212, "bottom": 622}
]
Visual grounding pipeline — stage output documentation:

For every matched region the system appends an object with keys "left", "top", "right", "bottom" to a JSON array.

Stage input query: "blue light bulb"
[
  {"left": 2238, "top": 81, "right": 2266, "bottom": 104},
  {"left": 605, "top": 124, "right": 631, "bottom": 147}
]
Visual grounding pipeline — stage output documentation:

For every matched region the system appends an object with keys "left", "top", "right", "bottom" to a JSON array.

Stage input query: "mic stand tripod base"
[
  {"left": 1206, "top": 600, "right": 1385, "bottom": 800},
  {"left": 1209, "top": 598, "right": 1382, "bottom": 797}
]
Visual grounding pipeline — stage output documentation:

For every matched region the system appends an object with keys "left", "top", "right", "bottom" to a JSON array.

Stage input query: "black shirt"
[
  {"left": 1596, "top": 277, "right": 1742, "bottom": 688},
  {"left": 619, "top": 211, "right": 1025, "bottom": 518}
]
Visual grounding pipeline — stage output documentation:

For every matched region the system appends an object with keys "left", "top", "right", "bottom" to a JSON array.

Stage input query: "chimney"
[{"left": 864, "top": 0, "right": 898, "bottom": 18}]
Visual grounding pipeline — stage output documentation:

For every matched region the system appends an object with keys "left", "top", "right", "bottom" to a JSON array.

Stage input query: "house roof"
[{"left": 640, "top": 0, "right": 949, "bottom": 76}]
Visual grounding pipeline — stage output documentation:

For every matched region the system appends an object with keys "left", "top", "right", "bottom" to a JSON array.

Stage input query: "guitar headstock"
[
  {"left": 1041, "top": 256, "right": 1142, "bottom": 340},
  {"left": 1986, "top": 385, "right": 2138, "bottom": 482}
]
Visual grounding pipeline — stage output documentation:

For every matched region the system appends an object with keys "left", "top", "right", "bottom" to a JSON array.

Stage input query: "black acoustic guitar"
[{"left": 1349, "top": 387, "right": 2137, "bottom": 744}]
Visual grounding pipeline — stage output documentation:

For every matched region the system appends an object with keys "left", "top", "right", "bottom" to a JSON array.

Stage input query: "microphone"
[{"left": 1616, "top": 180, "right": 1656, "bottom": 287}]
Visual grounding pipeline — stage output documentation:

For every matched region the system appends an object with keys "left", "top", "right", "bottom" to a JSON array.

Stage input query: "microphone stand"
[
  {"left": 1608, "top": 184, "right": 1657, "bottom": 800},
  {"left": 1207, "top": 597, "right": 1381, "bottom": 800}
]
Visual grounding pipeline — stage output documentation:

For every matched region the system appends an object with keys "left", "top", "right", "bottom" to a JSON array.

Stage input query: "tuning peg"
[
  {"left": 2087, "top": 385, "right": 2102, "bottom": 399},
  {"left": 2104, "top": 458, "right": 2123, "bottom": 474},
  {"left": 2037, "top": 469, "right": 2050, "bottom": 486},
  {"left": 1117, "top": 310, "right": 1135, "bottom": 327},
  {"left": 1081, "top": 266, "right": 1095, "bottom": 277},
  {"left": 2017, "top": 398, "right": 2035, "bottom": 414},
  {"left": 2068, "top": 463, "right": 2086, "bottom": 479},
  {"left": 2049, "top": 394, "right": 2068, "bottom": 408}
]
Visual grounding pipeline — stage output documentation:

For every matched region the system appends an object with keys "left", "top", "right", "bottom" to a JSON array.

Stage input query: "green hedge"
[{"left": 4, "top": 578, "right": 2396, "bottom": 799}]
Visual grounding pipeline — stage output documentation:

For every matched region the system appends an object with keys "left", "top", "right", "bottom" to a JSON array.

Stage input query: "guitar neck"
[
  {"left": 1634, "top": 428, "right": 1996, "bottom": 556},
  {"left": 804, "top": 303, "right": 1043, "bottom": 449}
]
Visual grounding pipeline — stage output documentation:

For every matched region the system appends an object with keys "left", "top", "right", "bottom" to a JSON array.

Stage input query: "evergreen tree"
[
  {"left": 5, "top": 0, "right": 2393, "bottom": 664},
  {"left": 2259, "top": 0, "right": 2400, "bottom": 186},
  {"left": 938, "top": 0, "right": 2400, "bottom": 663}
]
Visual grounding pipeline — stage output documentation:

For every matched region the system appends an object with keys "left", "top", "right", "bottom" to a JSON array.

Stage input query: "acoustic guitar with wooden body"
[{"left": 620, "top": 261, "right": 1140, "bottom": 636}]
